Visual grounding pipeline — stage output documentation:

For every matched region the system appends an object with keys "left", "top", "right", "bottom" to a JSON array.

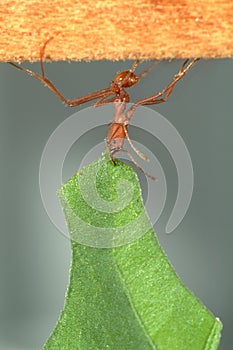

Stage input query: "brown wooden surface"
[{"left": 0, "top": 0, "right": 232, "bottom": 61}]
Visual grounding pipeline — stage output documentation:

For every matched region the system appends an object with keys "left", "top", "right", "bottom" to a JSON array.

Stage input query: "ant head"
[{"left": 114, "top": 71, "right": 139, "bottom": 88}]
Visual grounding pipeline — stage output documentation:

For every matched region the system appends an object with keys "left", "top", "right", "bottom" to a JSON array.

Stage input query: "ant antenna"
[
  {"left": 137, "top": 60, "right": 161, "bottom": 79},
  {"left": 129, "top": 60, "right": 140, "bottom": 73}
]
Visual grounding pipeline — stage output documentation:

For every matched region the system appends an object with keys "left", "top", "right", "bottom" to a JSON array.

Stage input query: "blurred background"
[{"left": 0, "top": 58, "right": 232, "bottom": 349}]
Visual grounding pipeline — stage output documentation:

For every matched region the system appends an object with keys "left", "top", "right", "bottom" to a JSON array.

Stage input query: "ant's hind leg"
[{"left": 39, "top": 37, "right": 54, "bottom": 79}]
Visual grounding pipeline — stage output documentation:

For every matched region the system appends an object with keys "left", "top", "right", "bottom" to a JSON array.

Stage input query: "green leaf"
[{"left": 42, "top": 153, "right": 222, "bottom": 350}]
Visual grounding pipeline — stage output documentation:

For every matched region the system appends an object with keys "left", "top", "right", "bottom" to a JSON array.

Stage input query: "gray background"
[{"left": 0, "top": 58, "right": 232, "bottom": 349}]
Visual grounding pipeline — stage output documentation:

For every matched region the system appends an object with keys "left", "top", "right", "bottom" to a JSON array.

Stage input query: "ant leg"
[
  {"left": 126, "top": 58, "right": 199, "bottom": 118},
  {"left": 142, "top": 58, "right": 199, "bottom": 106},
  {"left": 120, "top": 149, "right": 157, "bottom": 181},
  {"left": 142, "top": 59, "right": 199, "bottom": 106},
  {"left": 138, "top": 58, "right": 199, "bottom": 105},
  {"left": 8, "top": 58, "right": 111, "bottom": 107},
  {"left": 94, "top": 90, "right": 130, "bottom": 107},
  {"left": 38, "top": 38, "right": 116, "bottom": 107},
  {"left": 39, "top": 37, "right": 53, "bottom": 78},
  {"left": 8, "top": 37, "right": 115, "bottom": 107},
  {"left": 123, "top": 124, "right": 149, "bottom": 162},
  {"left": 94, "top": 94, "right": 119, "bottom": 108},
  {"left": 7, "top": 61, "right": 75, "bottom": 105},
  {"left": 8, "top": 37, "right": 76, "bottom": 105}
]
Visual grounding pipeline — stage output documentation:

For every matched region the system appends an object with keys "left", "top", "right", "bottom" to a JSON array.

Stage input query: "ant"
[
  {"left": 8, "top": 39, "right": 199, "bottom": 179},
  {"left": 106, "top": 58, "right": 199, "bottom": 179}
]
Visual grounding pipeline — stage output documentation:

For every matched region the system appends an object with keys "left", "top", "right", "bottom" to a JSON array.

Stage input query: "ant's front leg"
[
  {"left": 94, "top": 90, "right": 130, "bottom": 108},
  {"left": 130, "top": 58, "right": 200, "bottom": 109},
  {"left": 8, "top": 38, "right": 112, "bottom": 108}
]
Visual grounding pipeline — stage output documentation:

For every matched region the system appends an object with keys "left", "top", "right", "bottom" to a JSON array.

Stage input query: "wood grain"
[{"left": 0, "top": 0, "right": 232, "bottom": 61}]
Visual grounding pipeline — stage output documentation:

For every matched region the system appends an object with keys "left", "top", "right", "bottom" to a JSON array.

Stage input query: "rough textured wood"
[{"left": 0, "top": 0, "right": 232, "bottom": 61}]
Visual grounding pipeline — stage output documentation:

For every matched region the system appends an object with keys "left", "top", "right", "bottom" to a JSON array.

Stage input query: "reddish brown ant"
[
  {"left": 107, "top": 58, "right": 199, "bottom": 179},
  {"left": 8, "top": 39, "right": 199, "bottom": 179}
]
